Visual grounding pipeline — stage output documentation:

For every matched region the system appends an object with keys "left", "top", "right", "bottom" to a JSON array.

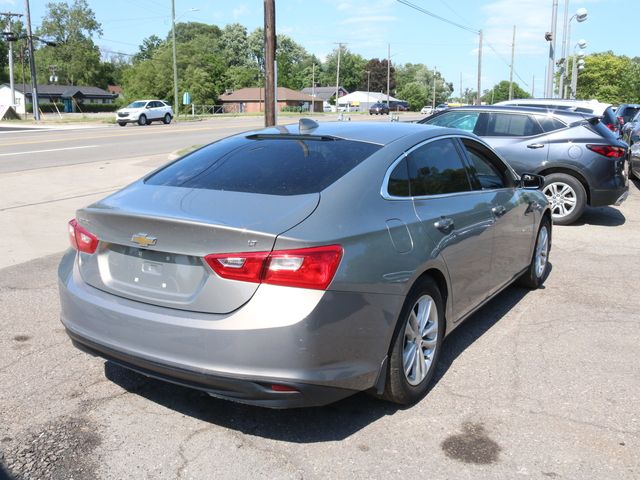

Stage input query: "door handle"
[
  {"left": 492, "top": 205, "right": 507, "bottom": 217},
  {"left": 527, "top": 143, "right": 545, "bottom": 149},
  {"left": 434, "top": 217, "right": 454, "bottom": 232}
]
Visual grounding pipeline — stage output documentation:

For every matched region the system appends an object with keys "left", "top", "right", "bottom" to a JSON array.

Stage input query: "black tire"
[
  {"left": 163, "top": 113, "right": 172, "bottom": 125},
  {"left": 542, "top": 173, "right": 586, "bottom": 225},
  {"left": 383, "top": 276, "right": 444, "bottom": 405},
  {"left": 518, "top": 216, "right": 551, "bottom": 289},
  {"left": 138, "top": 114, "right": 147, "bottom": 126},
  {"left": 117, "top": 122, "right": 126, "bottom": 127}
]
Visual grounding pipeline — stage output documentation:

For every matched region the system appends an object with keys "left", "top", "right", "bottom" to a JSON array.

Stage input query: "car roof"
[
  {"left": 433, "top": 105, "right": 599, "bottom": 123},
  {"left": 496, "top": 98, "right": 612, "bottom": 115},
  {"left": 243, "top": 120, "right": 460, "bottom": 146}
]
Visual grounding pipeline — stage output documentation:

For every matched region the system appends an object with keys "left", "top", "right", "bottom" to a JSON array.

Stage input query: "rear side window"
[
  {"left": 621, "top": 107, "right": 640, "bottom": 123},
  {"left": 422, "top": 111, "right": 480, "bottom": 132},
  {"left": 484, "top": 113, "right": 543, "bottom": 137},
  {"left": 536, "top": 115, "right": 567, "bottom": 133},
  {"left": 387, "top": 160, "right": 411, "bottom": 197},
  {"left": 406, "top": 139, "right": 471, "bottom": 196},
  {"left": 146, "top": 137, "right": 381, "bottom": 195}
]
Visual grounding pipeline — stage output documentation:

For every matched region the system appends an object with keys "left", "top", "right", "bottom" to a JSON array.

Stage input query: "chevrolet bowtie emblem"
[{"left": 131, "top": 233, "right": 157, "bottom": 247}]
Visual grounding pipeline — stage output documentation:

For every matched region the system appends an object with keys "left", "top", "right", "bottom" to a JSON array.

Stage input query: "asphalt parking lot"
[{"left": 1, "top": 143, "right": 639, "bottom": 480}]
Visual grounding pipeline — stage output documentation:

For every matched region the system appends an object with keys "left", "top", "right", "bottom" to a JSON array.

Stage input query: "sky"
[{"left": 0, "top": 0, "right": 629, "bottom": 98}]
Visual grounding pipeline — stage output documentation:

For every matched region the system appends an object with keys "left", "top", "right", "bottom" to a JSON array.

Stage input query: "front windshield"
[{"left": 126, "top": 101, "right": 147, "bottom": 109}]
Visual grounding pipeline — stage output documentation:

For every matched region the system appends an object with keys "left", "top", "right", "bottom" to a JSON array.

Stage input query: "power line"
[
  {"left": 485, "top": 41, "right": 529, "bottom": 87},
  {"left": 396, "top": 0, "right": 479, "bottom": 34}
]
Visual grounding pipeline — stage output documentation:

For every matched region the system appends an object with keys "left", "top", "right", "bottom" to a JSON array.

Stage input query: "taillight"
[
  {"left": 68, "top": 219, "right": 99, "bottom": 254},
  {"left": 204, "top": 245, "right": 343, "bottom": 290},
  {"left": 586, "top": 144, "right": 626, "bottom": 158}
]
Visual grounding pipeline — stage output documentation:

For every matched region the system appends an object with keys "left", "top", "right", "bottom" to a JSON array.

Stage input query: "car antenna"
[{"left": 299, "top": 118, "right": 319, "bottom": 134}]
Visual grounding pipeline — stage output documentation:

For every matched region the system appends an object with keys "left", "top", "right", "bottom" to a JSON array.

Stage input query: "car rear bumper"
[
  {"left": 590, "top": 185, "right": 629, "bottom": 207},
  {"left": 58, "top": 250, "right": 402, "bottom": 408}
]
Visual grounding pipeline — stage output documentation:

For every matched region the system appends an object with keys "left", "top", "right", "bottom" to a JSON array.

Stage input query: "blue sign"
[{"left": 182, "top": 92, "right": 191, "bottom": 105}]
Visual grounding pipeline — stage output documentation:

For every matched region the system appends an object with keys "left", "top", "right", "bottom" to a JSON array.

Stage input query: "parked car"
[
  {"left": 420, "top": 106, "right": 434, "bottom": 115},
  {"left": 613, "top": 103, "right": 640, "bottom": 131},
  {"left": 116, "top": 100, "right": 173, "bottom": 126},
  {"left": 369, "top": 102, "right": 389, "bottom": 115},
  {"left": 621, "top": 110, "right": 640, "bottom": 146},
  {"left": 629, "top": 142, "right": 640, "bottom": 179},
  {"left": 434, "top": 103, "right": 449, "bottom": 113},
  {"left": 419, "top": 105, "right": 629, "bottom": 225},
  {"left": 496, "top": 98, "right": 619, "bottom": 135},
  {"left": 389, "top": 100, "right": 409, "bottom": 111},
  {"left": 59, "top": 119, "right": 551, "bottom": 408}
]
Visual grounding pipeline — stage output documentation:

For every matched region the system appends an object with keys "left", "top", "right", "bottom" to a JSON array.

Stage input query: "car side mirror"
[{"left": 520, "top": 173, "right": 544, "bottom": 190}]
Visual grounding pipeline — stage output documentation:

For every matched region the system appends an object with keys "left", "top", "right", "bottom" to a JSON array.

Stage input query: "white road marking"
[{"left": 0, "top": 145, "right": 99, "bottom": 157}]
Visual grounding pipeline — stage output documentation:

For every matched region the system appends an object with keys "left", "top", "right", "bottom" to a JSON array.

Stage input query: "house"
[
  {"left": 301, "top": 86, "right": 348, "bottom": 112},
  {"left": 336, "top": 91, "right": 403, "bottom": 112},
  {"left": 107, "top": 85, "right": 124, "bottom": 98},
  {"left": 0, "top": 83, "right": 118, "bottom": 115},
  {"left": 219, "top": 87, "right": 323, "bottom": 113}
]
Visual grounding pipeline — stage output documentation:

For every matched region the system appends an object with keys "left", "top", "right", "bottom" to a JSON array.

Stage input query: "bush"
[
  {"left": 281, "top": 105, "right": 311, "bottom": 113},
  {"left": 26, "top": 102, "right": 119, "bottom": 113}
]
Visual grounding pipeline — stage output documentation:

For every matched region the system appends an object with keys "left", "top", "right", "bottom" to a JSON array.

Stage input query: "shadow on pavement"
[
  {"left": 568, "top": 206, "right": 625, "bottom": 227},
  {"left": 105, "top": 269, "right": 546, "bottom": 443}
]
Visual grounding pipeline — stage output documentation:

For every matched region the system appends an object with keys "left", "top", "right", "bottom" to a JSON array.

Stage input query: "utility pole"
[
  {"left": 1, "top": 12, "right": 23, "bottom": 107},
  {"left": 264, "top": 0, "right": 276, "bottom": 126},
  {"left": 366, "top": 70, "right": 370, "bottom": 111},
  {"left": 24, "top": 0, "right": 39, "bottom": 120},
  {"left": 334, "top": 42, "right": 344, "bottom": 113},
  {"left": 532, "top": 75, "right": 535, "bottom": 97},
  {"left": 459, "top": 71, "right": 462, "bottom": 100},
  {"left": 476, "top": 29, "right": 483, "bottom": 105},
  {"left": 386, "top": 43, "right": 391, "bottom": 106},
  {"left": 545, "top": 0, "right": 559, "bottom": 98},
  {"left": 311, "top": 63, "right": 315, "bottom": 114},
  {"left": 509, "top": 25, "right": 516, "bottom": 100},
  {"left": 432, "top": 66, "right": 437, "bottom": 110}
]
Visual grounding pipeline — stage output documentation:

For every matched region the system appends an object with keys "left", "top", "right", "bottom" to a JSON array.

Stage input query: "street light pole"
[
  {"left": 171, "top": 0, "right": 178, "bottom": 121},
  {"left": 386, "top": 43, "right": 391, "bottom": 106},
  {"left": 477, "top": 29, "right": 483, "bottom": 104},
  {"left": 545, "top": 0, "right": 559, "bottom": 98},
  {"left": 334, "top": 42, "right": 344, "bottom": 113},
  {"left": 509, "top": 25, "right": 516, "bottom": 100}
]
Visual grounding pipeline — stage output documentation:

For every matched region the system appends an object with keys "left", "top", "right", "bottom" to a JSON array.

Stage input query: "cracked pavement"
[{"left": 0, "top": 121, "right": 639, "bottom": 479}]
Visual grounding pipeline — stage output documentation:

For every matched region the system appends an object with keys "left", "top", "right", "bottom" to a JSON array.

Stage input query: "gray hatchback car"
[
  {"left": 420, "top": 106, "right": 629, "bottom": 225},
  {"left": 59, "top": 120, "right": 551, "bottom": 408}
]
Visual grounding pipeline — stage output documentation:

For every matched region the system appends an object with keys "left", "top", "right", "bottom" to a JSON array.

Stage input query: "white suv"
[{"left": 116, "top": 100, "right": 173, "bottom": 126}]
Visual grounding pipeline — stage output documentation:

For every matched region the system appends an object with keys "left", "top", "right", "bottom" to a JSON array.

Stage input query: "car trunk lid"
[{"left": 75, "top": 182, "right": 320, "bottom": 314}]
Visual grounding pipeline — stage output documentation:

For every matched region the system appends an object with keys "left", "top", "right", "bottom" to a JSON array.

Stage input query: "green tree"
[
  {"left": 220, "top": 23, "right": 251, "bottom": 67},
  {"left": 361, "top": 58, "right": 394, "bottom": 93},
  {"left": 574, "top": 51, "right": 637, "bottom": 103},
  {"left": 320, "top": 45, "right": 367, "bottom": 92},
  {"left": 481, "top": 80, "right": 530, "bottom": 104},
  {"left": 395, "top": 64, "right": 452, "bottom": 106},
  {"left": 35, "top": 0, "right": 103, "bottom": 85},
  {"left": 133, "top": 35, "right": 164, "bottom": 63}
]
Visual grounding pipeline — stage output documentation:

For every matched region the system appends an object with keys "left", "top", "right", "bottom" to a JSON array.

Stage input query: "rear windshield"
[{"left": 146, "top": 136, "right": 381, "bottom": 195}]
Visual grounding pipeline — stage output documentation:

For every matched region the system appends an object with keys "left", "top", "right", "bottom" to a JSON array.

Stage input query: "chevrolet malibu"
[{"left": 59, "top": 120, "right": 552, "bottom": 408}]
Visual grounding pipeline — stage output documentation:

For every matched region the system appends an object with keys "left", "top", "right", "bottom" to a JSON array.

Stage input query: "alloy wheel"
[
  {"left": 535, "top": 226, "right": 549, "bottom": 278},
  {"left": 543, "top": 182, "right": 577, "bottom": 218},
  {"left": 403, "top": 295, "right": 438, "bottom": 386}
]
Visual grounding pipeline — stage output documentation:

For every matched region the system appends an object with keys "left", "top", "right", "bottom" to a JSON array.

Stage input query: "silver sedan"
[{"left": 58, "top": 120, "right": 551, "bottom": 408}]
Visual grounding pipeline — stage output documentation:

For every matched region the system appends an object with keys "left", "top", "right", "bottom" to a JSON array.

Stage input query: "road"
[{"left": 0, "top": 116, "right": 638, "bottom": 479}]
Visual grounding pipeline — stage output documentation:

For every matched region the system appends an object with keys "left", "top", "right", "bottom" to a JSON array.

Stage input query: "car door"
[
  {"left": 458, "top": 137, "right": 536, "bottom": 291},
  {"left": 150, "top": 101, "right": 163, "bottom": 120},
  {"left": 404, "top": 137, "right": 496, "bottom": 321},
  {"left": 477, "top": 112, "right": 549, "bottom": 174}
]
